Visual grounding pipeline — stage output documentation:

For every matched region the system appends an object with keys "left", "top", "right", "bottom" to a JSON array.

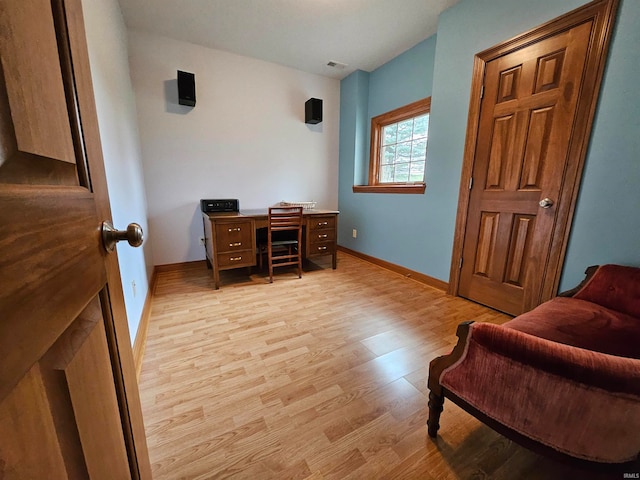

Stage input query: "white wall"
[
  {"left": 127, "top": 30, "right": 341, "bottom": 266},
  {"left": 81, "top": 0, "right": 152, "bottom": 342}
]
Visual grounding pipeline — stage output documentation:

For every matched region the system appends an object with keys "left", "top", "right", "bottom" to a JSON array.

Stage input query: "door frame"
[{"left": 448, "top": 0, "right": 619, "bottom": 304}]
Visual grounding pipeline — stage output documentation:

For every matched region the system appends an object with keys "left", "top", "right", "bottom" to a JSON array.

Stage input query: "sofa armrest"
[{"left": 428, "top": 321, "right": 474, "bottom": 397}]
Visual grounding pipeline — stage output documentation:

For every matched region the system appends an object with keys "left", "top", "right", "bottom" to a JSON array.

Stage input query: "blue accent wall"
[
  {"left": 338, "top": 0, "right": 640, "bottom": 290},
  {"left": 338, "top": 37, "right": 441, "bottom": 274}
]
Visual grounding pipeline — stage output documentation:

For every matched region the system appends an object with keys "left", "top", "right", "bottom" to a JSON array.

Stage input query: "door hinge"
[
  {"left": 480, "top": 85, "right": 484, "bottom": 99},
  {"left": 459, "top": 257, "right": 463, "bottom": 269},
  {"left": 469, "top": 177, "right": 473, "bottom": 190}
]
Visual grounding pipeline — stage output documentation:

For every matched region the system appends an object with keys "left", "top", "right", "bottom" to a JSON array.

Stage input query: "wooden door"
[
  {"left": 454, "top": 1, "right": 618, "bottom": 315},
  {"left": 0, "top": 0, "right": 150, "bottom": 478}
]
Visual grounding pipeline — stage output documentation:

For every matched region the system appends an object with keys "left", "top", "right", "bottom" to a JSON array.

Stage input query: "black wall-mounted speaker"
[
  {"left": 305, "top": 98, "right": 322, "bottom": 124},
  {"left": 177, "top": 70, "right": 196, "bottom": 107}
]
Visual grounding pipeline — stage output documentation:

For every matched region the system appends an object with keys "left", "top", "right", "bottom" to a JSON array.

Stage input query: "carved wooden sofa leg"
[{"left": 427, "top": 391, "right": 444, "bottom": 437}]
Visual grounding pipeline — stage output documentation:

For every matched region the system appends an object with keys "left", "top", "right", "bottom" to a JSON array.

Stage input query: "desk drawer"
[
  {"left": 215, "top": 220, "right": 254, "bottom": 252},
  {"left": 308, "top": 241, "right": 336, "bottom": 257},
  {"left": 217, "top": 249, "right": 255, "bottom": 268},
  {"left": 308, "top": 216, "right": 336, "bottom": 232},
  {"left": 310, "top": 229, "right": 335, "bottom": 242}
]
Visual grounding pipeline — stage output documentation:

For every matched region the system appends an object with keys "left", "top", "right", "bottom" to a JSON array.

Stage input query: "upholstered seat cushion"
[{"left": 505, "top": 296, "right": 640, "bottom": 359}]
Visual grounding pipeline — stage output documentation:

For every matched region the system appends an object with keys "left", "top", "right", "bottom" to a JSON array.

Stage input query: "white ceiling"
[{"left": 117, "top": 0, "right": 460, "bottom": 79}]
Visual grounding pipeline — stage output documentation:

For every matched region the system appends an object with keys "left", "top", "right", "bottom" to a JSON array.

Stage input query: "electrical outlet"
[
  {"left": 352, "top": 229, "right": 357, "bottom": 238},
  {"left": 131, "top": 280, "right": 136, "bottom": 298},
  {"left": 199, "top": 237, "right": 205, "bottom": 245}
]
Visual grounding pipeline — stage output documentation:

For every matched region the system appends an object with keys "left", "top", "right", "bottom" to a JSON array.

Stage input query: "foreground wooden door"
[
  {"left": 0, "top": 0, "right": 150, "bottom": 478},
  {"left": 454, "top": 1, "right": 618, "bottom": 315}
]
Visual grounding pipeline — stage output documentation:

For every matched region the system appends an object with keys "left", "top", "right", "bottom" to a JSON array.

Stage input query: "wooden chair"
[{"left": 262, "top": 206, "right": 303, "bottom": 283}]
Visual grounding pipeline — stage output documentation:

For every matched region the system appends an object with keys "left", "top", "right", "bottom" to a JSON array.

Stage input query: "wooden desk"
[{"left": 202, "top": 209, "right": 339, "bottom": 289}]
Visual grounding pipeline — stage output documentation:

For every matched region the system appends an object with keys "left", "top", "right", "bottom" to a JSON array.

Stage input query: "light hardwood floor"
[{"left": 139, "top": 252, "right": 617, "bottom": 479}]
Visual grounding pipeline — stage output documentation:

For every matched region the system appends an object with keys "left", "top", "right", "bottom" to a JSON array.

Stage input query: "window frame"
[{"left": 353, "top": 97, "right": 430, "bottom": 194}]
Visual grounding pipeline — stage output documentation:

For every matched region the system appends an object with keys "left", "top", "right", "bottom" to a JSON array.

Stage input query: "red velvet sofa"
[{"left": 427, "top": 264, "right": 640, "bottom": 467}]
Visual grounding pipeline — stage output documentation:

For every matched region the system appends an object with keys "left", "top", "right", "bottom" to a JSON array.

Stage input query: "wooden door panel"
[
  {"left": 0, "top": 32, "right": 78, "bottom": 186},
  {"left": 61, "top": 302, "right": 131, "bottom": 480},
  {"left": 473, "top": 212, "right": 500, "bottom": 277},
  {"left": 496, "top": 66, "right": 521, "bottom": 103},
  {"left": 0, "top": 0, "right": 75, "bottom": 163},
  {"left": 485, "top": 114, "right": 515, "bottom": 190},
  {"left": 0, "top": 364, "right": 69, "bottom": 480},
  {"left": 504, "top": 214, "right": 536, "bottom": 287},
  {"left": 534, "top": 50, "right": 565, "bottom": 93},
  {"left": 519, "top": 106, "right": 554, "bottom": 189}
]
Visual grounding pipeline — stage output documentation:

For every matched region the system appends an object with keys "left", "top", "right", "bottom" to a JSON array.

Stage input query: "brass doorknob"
[
  {"left": 102, "top": 221, "right": 144, "bottom": 252},
  {"left": 539, "top": 198, "right": 554, "bottom": 209}
]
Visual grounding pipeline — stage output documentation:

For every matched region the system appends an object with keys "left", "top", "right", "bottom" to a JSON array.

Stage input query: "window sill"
[{"left": 352, "top": 184, "right": 426, "bottom": 194}]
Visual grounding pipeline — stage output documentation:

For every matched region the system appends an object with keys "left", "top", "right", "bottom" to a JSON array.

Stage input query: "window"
[{"left": 354, "top": 97, "right": 430, "bottom": 194}]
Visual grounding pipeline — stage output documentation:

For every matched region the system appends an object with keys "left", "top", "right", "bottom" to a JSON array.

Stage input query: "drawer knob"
[
  {"left": 229, "top": 242, "right": 242, "bottom": 247},
  {"left": 317, "top": 246, "right": 327, "bottom": 251},
  {"left": 318, "top": 234, "right": 328, "bottom": 239},
  {"left": 318, "top": 221, "right": 328, "bottom": 226},
  {"left": 228, "top": 227, "right": 241, "bottom": 232},
  {"left": 230, "top": 256, "right": 242, "bottom": 261}
]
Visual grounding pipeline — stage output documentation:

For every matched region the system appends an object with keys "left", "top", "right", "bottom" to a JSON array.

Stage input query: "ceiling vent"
[{"left": 327, "top": 60, "right": 347, "bottom": 69}]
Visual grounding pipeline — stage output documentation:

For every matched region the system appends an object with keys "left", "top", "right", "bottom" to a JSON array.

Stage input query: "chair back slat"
[{"left": 268, "top": 207, "right": 303, "bottom": 230}]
